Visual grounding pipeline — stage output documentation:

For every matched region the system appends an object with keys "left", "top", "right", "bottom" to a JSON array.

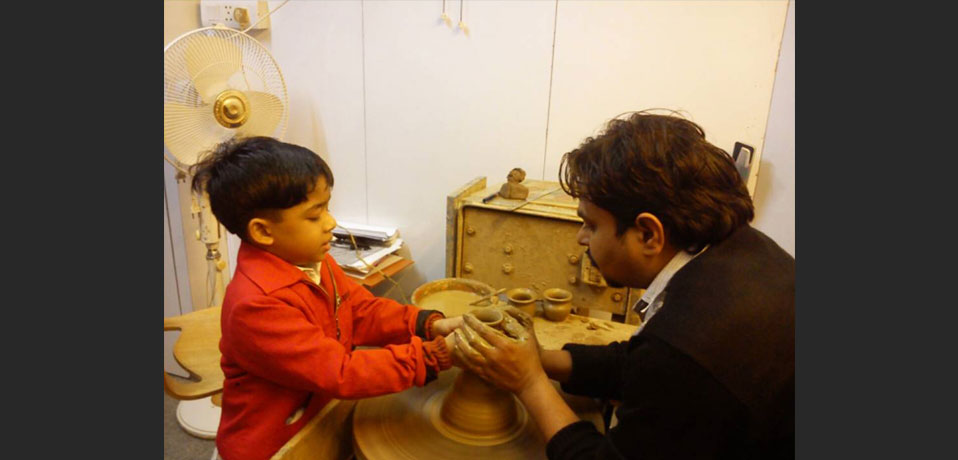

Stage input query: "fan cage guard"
[{"left": 164, "top": 26, "right": 288, "bottom": 167}]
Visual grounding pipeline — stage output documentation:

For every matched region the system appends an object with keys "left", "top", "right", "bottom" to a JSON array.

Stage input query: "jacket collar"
[{"left": 236, "top": 241, "right": 313, "bottom": 294}]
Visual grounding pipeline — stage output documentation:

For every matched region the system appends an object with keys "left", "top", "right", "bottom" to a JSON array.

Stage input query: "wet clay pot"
[
  {"left": 468, "top": 308, "right": 504, "bottom": 329},
  {"left": 543, "top": 288, "right": 573, "bottom": 322},
  {"left": 505, "top": 288, "right": 537, "bottom": 317}
]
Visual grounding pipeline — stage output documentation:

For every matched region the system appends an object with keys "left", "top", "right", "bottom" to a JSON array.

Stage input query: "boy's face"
[{"left": 260, "top": 176, "right": 337, "bottom": 266}]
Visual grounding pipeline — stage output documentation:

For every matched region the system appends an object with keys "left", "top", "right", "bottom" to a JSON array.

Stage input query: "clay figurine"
[{"left": 498, "top": 168, "right": 529, "bottom": 200}]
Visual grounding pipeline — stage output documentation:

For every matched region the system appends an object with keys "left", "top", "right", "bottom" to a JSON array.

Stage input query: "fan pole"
[
  {"left": 192, "top": 191, "right": 227, "bottom": 308},
  {"left": 177, "top": 190, "right": 227, "bottom": 441}
]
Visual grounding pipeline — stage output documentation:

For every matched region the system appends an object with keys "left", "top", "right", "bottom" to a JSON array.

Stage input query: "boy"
[{"left": 190, "top": 136, "right": 461, "bottom": 460}]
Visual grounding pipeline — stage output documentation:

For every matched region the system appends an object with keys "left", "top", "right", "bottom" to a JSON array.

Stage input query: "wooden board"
[
  {"left": 163, "top": 306, "right": 224, "bottom": 400},
  {"left": 272, "top": 399, "right": 357, "bottom": 460}
]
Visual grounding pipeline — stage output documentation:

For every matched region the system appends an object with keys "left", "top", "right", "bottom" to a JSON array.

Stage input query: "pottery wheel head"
[{"left": 353, "top": 369, "right": 604, "bottom": 460}]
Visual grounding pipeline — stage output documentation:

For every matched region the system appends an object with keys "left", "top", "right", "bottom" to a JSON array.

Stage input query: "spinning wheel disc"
[{"left": 353, "top": 368, "right": 603, "bottom": 460}]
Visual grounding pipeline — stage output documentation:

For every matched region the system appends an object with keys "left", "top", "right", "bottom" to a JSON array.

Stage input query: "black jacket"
[{"left": 547, "top": 225, "right": 795, "bottom": 459}]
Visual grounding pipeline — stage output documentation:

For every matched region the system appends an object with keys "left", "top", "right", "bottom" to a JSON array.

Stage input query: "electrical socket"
[{"left": 199, "top": 1, "right": 270, "bottom": 31}]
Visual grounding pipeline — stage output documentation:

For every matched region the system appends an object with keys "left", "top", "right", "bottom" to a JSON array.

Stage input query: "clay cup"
[
  {"left": 543, "top": 288, "right": 573, "bottom": 322},
  {"left": 505, "top": 288, "right": 538, "bottom": 317}
]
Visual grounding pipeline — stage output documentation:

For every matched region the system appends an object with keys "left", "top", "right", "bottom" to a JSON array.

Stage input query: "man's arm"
[
  {"left": 516, "top": 374, "right": 580, "bottom": 441},
  {"left": 546, "top": 335, "right": 751, "bottom": 460},
  {"left": 541, "top": 349, "right": 573, "bottom": 383}
]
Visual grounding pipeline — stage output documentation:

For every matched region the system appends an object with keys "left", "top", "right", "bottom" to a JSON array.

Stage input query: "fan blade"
[
  {"left": 236, "top": 91, "right": 284, "bottom": 137},
  {"left": 185, "top": 35, "right": 242, "bottom": 104},
  {"left": 164, "top": 102, "right": 232, "bottom": 165}
]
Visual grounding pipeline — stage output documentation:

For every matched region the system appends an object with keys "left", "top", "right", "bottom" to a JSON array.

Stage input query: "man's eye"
[{"left": 307, "top": 217, "right": 320, "bottom": 221}]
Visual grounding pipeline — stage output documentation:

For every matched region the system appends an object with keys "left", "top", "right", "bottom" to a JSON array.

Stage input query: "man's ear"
[
  {"left": 633, "top": 212, "right": 667, "bottom": 255},
  {"left": 247, "top": 218, "right": 274, "bottom": 246}
]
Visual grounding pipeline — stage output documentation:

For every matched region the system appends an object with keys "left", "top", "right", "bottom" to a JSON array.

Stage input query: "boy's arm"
[
  {"left": 326, "top": 255, "right": 442, "bottom": 346},
  {"left": 226, "top": 294, "right": 451, "bottom": 399}
]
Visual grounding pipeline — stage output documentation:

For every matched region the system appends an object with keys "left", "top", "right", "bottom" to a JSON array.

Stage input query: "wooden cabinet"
[{"left": 446, "top": 177, "right": 641, "bottom": 324}]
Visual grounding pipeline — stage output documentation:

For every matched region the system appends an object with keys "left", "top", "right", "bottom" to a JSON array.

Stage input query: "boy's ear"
[
  {"left": 247, "top": 218, "right": 274, "bottom": 246},
  {"left": 633, "top": 212, "right": 667, "bottom": 256}
]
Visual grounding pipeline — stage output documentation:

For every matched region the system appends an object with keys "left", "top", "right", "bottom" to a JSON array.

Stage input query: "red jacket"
[{"left": 215, "top": 242, "right": 450, "bottom": 460}]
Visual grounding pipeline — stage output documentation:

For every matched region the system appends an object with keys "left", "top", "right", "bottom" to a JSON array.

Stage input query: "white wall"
[
  {"left": 168, "top": 0, "right": 794, "bottom": 303},
  {"left": 544, "top": 1, "right": 789, "bottom": 183},
  {"left": 272, "top": 0, "right": 792, "bottom": 288},
  {"left": 752, "top": 0, "right": 795, "bottom": 256}
]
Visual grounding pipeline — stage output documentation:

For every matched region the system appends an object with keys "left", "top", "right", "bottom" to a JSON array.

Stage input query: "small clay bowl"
[{"left": 505, "top": 288, "right": 538, "bottom": 317}]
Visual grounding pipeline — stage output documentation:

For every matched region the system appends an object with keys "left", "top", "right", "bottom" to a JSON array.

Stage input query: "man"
[{"left": 453, "top": 110, "right": 794, "bottom": 459}]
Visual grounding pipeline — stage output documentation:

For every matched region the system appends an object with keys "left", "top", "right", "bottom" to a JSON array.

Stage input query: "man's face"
[
  {"left": 265, "top": 176, "right": 337, "bottom": 266},
  {"left": 576, "top": 199, "right": 643, "bottom": 288}
]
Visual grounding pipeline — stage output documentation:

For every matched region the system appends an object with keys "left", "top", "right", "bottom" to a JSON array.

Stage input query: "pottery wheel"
[{"left": 353, "top": 368, "right": 603, "bottom": 460}]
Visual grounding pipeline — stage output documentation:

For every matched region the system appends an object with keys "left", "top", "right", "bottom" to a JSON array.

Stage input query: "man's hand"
[
  {"left": 453, "top": 307, "right": 547, "bottom": 396},
  {"left": 431, "top": 316, "right": 464, "bottom": 338}
]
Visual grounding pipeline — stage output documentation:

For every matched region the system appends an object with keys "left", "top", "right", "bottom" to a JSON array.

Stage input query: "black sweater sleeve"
[
  {"left": 560, "top": 339, "right": 632, "bottom": 400},
  {"left": 548, "top": 335, "right": 750, "bottom": 460}
]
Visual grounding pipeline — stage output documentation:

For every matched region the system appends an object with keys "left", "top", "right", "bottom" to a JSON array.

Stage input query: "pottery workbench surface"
[
  {"left": 532, "top": 313, "right": 637, "bottom": 349},
  {"left": 418, "top": 287, "right": 638, "bottom": 348},
  {"left": 426, "top": 299, "right": 637, "bottom": 348}
]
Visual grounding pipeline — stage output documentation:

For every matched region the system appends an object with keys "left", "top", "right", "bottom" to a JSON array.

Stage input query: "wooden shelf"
[{"left": 345, "top": 257, "right": 414, "bottom": 288}]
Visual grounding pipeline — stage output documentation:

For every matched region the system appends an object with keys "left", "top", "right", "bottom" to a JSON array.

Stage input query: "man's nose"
[{"left": 576, "top": 227, "right": 588, "bottom": 246}]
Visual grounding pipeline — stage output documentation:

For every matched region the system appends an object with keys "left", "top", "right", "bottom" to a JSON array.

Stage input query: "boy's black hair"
[
  {"left": 559, "top": 110, "right": 753, "bottom": 252},
  {"left": 190, "top": 136, "right": 334, "bottom": 241}
]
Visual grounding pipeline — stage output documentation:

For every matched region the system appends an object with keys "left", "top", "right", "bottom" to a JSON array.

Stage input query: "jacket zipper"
[{"left": 311, "top": 281, "right": 341, "bottom": 340}]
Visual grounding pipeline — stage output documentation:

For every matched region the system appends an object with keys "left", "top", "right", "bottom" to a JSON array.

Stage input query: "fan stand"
[
  {"left": 177, "top": 197, "right": 228, "bottom": 440},
  {"left": 165, "top": 25, "right": 288, "bottom": 449},
  {"left": 177, "top": 394, "right": 223, "bottom": 439}
]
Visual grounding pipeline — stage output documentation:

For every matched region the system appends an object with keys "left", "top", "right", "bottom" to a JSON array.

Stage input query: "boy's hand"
[
  {"left": 431, "top": 316, "right": 464, "bottom": 338},
  {"left": 444, "top": 333, "right": 463, "bottom": 368}
]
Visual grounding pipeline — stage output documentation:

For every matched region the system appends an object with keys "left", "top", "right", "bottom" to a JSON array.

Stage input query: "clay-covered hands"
[
  {"left": 432, "top": 316, "right": 465, "bottom": 368},
  {"left": 431, "top": 316, "right": 464, "bottom": 338},
  {"left": 453, "top": 307, "right": 547, "bottom": 396}
]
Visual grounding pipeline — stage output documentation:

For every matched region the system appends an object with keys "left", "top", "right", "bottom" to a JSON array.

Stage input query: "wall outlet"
[
  {"left": 732, "top": 142, "right": 754, "bottom": 182},
  {"left": 200, "top": 1, "right": 270, "bottom": 31}
]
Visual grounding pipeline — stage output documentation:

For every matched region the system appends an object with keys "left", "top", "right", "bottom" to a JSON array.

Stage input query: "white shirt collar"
[
  {"left": 632, "top": 246, "right": 708, "bottom": 335},
  {"left": 296, "top": 261, "right": 323, "bottom": 285}
]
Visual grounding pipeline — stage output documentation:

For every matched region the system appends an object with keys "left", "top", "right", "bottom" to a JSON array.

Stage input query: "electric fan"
[
  {"left": 164, "top": 24, "right": 288, "bottom": 440},
  {"left": 165, "top": 24, "right": 289, "bottom": 308}
]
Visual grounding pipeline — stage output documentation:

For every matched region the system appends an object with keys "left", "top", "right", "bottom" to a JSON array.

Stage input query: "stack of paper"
[
  {"left": 332, "top": 222, "right": 399, "bottom": 245},
  {"left": 329, "top": 221, "right": 404, "bottom": 275},
  {"left": 329, "top": 238, "right": 404, "bottom": 274}
]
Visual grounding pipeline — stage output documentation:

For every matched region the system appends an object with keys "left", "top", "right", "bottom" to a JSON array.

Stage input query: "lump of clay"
[{"left": 498, "top": 168, "right": 529, "bottom": 200}]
